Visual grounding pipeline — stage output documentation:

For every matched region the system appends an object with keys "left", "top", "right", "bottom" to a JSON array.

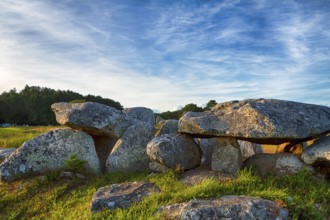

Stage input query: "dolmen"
[
  {"left": 1, "top": 98, "right": 330, "bottom": 181},
  {"left": 1, "top": 98, "right": 329, "bottom": 216}
]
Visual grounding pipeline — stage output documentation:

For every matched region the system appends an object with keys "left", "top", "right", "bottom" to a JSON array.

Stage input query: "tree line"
[
  {"left": 0, "top": 85, "right": 218, "bottom": 125},
  {"left": 157, "top": 100, "right": 217, "bottom": 120},
  {"left": 0, "top": 85, "right": 123, "bottom": 125}
]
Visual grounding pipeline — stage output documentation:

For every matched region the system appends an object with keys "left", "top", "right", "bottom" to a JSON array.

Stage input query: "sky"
[{"left": 0, "top": 0, "right": 329, "bottom": 112}]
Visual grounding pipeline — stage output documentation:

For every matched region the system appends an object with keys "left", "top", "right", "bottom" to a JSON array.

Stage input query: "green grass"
[
  {"left": 0, "top": 126, "right": 58, "bottom": 148},
  {"left": 0, "top": 169, "right": 329, "bottom": 219}
]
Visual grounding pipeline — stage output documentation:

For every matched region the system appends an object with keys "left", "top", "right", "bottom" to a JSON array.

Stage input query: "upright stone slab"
[
  {"left": 106, "top": 121, "right": 155, "bottom": 173},
  {"left": 147, "top": 134, "right": 201, "bottom": 171},
  {"left": 199, "top": 138, "right": 217, "bottom": 168},
  {"left": 211, "top": 138, "right": 242, "bottom": 174},
  {"left": 179, "top": 99, "right": 330, "bottom": 144},
  {"left": 155, "top": 119, "right": 178, "bottom": 137},
  {"left": 302, "top": 136, "right": 330, "bottom": 167},
  {"left": 0, "top": 128, "right": 101, "bottom": 181},
  {"left": 123, "top": 107, "right": 155, "bottom": 126},
  {"left": 238, "top": 140, "right": 263, "bottom": 161},
  {"left": 244, "top": 153, "right": 314, "bottom": 177},
  {"left": 51, "top": 102, "right": 134, "bottom": 138}
]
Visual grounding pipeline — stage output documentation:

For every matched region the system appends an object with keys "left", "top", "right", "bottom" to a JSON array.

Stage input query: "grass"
[
  {"left": 0, "top": 126, "right": 58, "bottom": 148},
  {"left": 0, "top": 127, "right": 329, "bottom": 219},
  {"left": 0, "top": 169, "right": 329, "bottom": 219}
]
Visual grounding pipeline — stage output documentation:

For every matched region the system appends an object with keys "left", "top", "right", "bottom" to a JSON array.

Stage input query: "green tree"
[{"left": 204, "top": 100, "right": 217, "bottom": 110}]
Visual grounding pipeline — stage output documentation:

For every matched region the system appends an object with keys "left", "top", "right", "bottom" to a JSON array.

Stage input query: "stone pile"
[{"left": 0, "top": 98, "right": 329, "bottom": 217}]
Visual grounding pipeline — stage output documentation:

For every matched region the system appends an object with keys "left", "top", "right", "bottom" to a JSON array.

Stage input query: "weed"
[{"left": 64, "top": 154, "right": 87, "bottom": 173}]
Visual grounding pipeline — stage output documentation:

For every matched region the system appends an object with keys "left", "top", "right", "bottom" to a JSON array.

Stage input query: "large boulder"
[
  {"left": 244, "top": 153, "right": 314, "bottom": 177},
  {"left": 0, "top": 128, "right": 101, "bottom": 181},
  {"left": 147, "top": 134, "right": 201, "bottom": 171},
  {"left": 179, "top": 99, "right": 330, "bottom": 144},
  {"left": 158, "top": 195, "right": 287, "bottom": 219},
  {"left": 51, "top": 102, "right": 134, "bottom": 138},
  {"left": 0, "top": 148, "right": 16, "bottom": 163},
  {"left": 90, "top": 181, "right": 160, "bottom": 212},
  {"left": 106, "top": 121, "right": 155, "bottom": 173},
  {"left": 301, "top": 136, "right": 330, "bottom": 167},
  {"left": 123, "top": 107, "right": 155, "bottom": 126},
  {"left": 211, "top": 138, "right": 242, "bottom": 174},
  {"left": 155, "top": 119, "right": 178, "bottom": 137},
  {"left": 238, "top": 140, "right": 263, "bottom": 161}
]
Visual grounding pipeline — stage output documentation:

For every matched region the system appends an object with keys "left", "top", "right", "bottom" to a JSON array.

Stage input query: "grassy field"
[
  {"left": 0, "top": 126, "right": 58, "bottom": 149},
  {"left": 0, "top": 127, "right": 329, "bottom": 219}
]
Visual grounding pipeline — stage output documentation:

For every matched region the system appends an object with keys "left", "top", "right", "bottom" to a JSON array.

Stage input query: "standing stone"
[
  {"left": 123, "top": 107, "right": 155, "bottom": 126},
  {"left": 106, "top": 121, "right": 155, "bottom": 173},
  {"left": 211, "top": 138, "right": 242, "bottom": 174},
  {"left": 301, "top": 136, "right": 330, "bottom": 167},
  {"left": 238, "top": 140, "right": 263, "bottom": 161},
  {"left": 158, "top": 195, "right": 287, "bottom": 220},
  {"left": 155, "top": 119, "right": 178, "bottom": 137},
  {"left": 0, "top": 128, "right": 101, "bottom": 181},
  {"left": 0, "top": 148, "right": 16, "bottom": 163},
  {"left": 51, "top": 102, "right": 134, "bottom": 138},
  {"left": 199, "top": 138, "right": 217, "bottom": 168},
  {"left": 147, "top": 134, "right": 201, "bottom": 171},
  {"left": 156, "top": 115, "right": 165, "bottom": 124},
  {"left": 244, "top": 153, "right": 314, "bottom": 177},
  {"left": 179, "top": 99, "right": 330, "bottom": 144},
  {"left": 91, "top": 181, "right": 160, "bottom": 212}
]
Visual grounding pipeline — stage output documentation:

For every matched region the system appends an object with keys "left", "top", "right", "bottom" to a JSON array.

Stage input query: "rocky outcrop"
[
  {"left": 301, "top": 136, "right": 330, "bottom": 167},
  {"left": 179, "top": 99, "right": 330, "bottom": 144},
  {"left": 147, "top": 134, "right": 201, "bottom": 171},
  {"left": 155, "top": 119, "right": 178, "bottom": 137},
  {"left": 238, "top": 140, "right": 263, "bottom": 161},
  {"left": 158, "top": 195, "right": 287, "bottom": 219},
  {"left": 123, "top": 107, "right": 155, "bottom": 126},
  {"left": 244, "top": 153, "right": 314, "bottom": 177},
  {"left": 106, "top": 121, "right": 154, "bottom": 173},
  {"left": 211, "top": 138, "right": 242, "bottom": 174},
  {"left": 0, "top": 148, "right": 16, "bottom": 163},
  {"left": 51, "top": 102, "right": 134, "bottom": 138},
  {"left": 0, "top": 128, "right": 100, "bottom": 181},
  {"left": 90, "top": 181, "right": 160, "bottom": 212}
]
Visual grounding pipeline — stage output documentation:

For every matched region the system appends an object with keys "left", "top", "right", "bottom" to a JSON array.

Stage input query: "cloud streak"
[{"left": 0, "top": 0, "right": 329, "bottom": 111}]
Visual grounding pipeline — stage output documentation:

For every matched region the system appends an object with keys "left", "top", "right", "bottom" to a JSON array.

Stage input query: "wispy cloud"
[{"left": 0, "top": 0, "right": 329, "bottom": 111}]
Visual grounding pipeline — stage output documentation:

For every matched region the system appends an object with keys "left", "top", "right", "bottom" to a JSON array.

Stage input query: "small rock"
[
  {"left": 60, "top": 171, "right": 74, "bottom": 179},
  {"left": 90, "top": 181, "right": 160, "bottom": 212},
  {"left": 149, "top": 161, "right": 169, "bottom": 172},
  {"left": 76, "top": 173, "right": 86, "bottom": 179},
  {"left": 180, "top": 167, "right": 235, "bottom": 186}
]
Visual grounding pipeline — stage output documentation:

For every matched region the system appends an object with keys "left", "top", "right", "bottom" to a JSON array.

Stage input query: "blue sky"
[{"left": 0, "top": 0, "right": 329, "bottom": 112}]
